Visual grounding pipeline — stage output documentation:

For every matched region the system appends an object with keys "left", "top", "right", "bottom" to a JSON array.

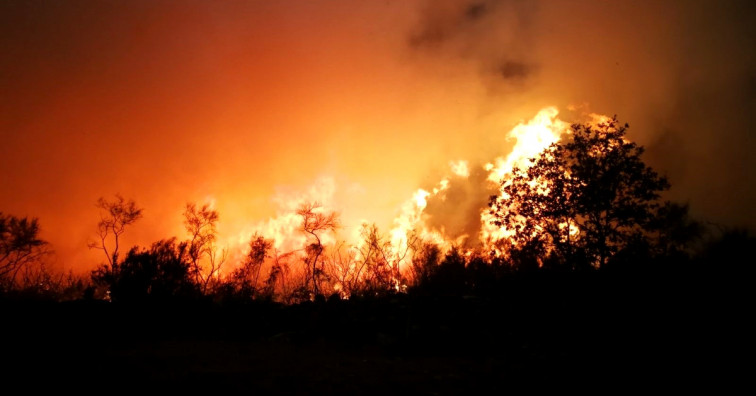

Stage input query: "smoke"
[
  {"left": 408, "top": 0, "right": 538, "bottom": 92},
  {"left": 423, "top": 163, "right": 494, "bottom": 247}
]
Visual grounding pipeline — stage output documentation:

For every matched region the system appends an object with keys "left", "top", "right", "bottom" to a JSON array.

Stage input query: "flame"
[
  {"left": 382, "top": 173, "right": 459, "bottom": 281},
  {"left": 480, "top": 107, "right": 572, "bottom": 249},
  {"left": 485, "top": 106, "right": 569, "bottom": 183}
]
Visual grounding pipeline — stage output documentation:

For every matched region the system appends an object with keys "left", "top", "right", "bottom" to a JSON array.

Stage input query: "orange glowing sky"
[{"left": 1, "top": 0, "right": 755, "bottom": 272}]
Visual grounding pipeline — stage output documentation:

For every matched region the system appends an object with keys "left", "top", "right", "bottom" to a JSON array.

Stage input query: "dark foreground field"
[{"left": 2, "top": 271, "right": 749, "bottom": 393}]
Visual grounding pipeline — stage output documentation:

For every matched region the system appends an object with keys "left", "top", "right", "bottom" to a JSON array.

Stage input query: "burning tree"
[{"left": 488, "top": 116, "right": 670, "bottom": 269}]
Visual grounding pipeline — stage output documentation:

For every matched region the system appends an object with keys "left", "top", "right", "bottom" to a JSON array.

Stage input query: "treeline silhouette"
[{"left": 3, "top": 208, "right": 750, "bottom": 304}]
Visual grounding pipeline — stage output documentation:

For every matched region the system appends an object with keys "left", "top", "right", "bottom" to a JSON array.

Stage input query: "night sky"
[{"left": 1, "top": 0, "right": 754, "bottom": 272}]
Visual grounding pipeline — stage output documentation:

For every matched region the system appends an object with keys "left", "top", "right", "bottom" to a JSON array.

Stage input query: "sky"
[{"left": 1, "top": 0, "right": 754, "bottom": 272}]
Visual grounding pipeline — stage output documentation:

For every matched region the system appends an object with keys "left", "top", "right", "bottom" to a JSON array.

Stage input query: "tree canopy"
[{"left": 488, "top": 117, "right": 670, "bottom": 269}]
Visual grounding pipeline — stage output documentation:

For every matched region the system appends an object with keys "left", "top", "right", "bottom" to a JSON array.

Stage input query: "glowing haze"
[{"left": 1, "top": 1, "right": 754, "bottom": 273}]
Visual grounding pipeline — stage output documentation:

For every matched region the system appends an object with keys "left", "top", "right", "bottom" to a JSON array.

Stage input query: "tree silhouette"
[
  {"left": 489, "top": 117, "right": 670, "bottom": 269},
  {"left": 266, "top": 249, "right": 296, "bottom": 303},
  {"left": 183, "top": 202, "right": 226, "bottom": 293},
  {"left": 357, "top": 223, "right": 415, "bottom": 295},
  {"left": 296, "top": 202, "right": 338, "bottom": 298},
  {"left": 0, "top": 213, "right": 50, "bottom": 289},
  {"left": 88, "top": 195, "right": 142, "bottom": 267},
  {"left": 324, "top": 241, "right": 359, "bottom": 297},
  {"left": 228, "top": 233, "right": 272, "bottom": 299},
  {"left": 325, "top": 224, "right": 408, "bottom": 298}
]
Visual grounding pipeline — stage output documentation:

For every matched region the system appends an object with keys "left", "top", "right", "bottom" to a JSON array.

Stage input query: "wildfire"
[
  {"left": 196, "top": 106, "right": 605, "bottom": 296},
  {"left": 383, "top": 107, "right": 574, "bottom": 269},
  {"left": 388, "top": 176, "right": 452, "bottom": 270}
]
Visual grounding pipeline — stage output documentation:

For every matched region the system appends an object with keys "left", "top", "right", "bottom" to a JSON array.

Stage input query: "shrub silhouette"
[{"left": 92, "top": 238, "right": 199, "bottom": 303}]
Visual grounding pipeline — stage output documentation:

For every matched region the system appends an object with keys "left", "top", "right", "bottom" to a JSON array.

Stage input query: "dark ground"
[{"left": 1, "top": 271, "right": 750, "bottom": 393}]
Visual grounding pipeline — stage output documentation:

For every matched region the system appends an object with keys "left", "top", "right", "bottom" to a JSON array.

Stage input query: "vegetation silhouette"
[
  {"left": 1, "top": 116, "right": 752, "bottom": 392},
  {"left": 91, "top": 238, "right": 200, "bottom": 303},
  {"left": 184, "top": 202, "right": 226, "bottom": 293},
  {"left": 88, "top": 194, "right": 143, "bottom": 267},
  {"left": 219, "top": 233, "right": 273, "bottom": 302},
  {"left": 296, "top": 201, "right": 339, "bottom": 299}
]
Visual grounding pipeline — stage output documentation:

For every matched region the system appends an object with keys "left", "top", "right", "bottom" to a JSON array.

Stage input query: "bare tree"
[
  {"left": 0, "top": 213, "right": 50, "bottom": 289},
  {"left": 323, "top": 223, "right": 417, "bottom": 298},
  {"left": 296, "top": 202, "right": 339, "bottom": 298},
  {"left": 324, "top": 241, "right": 358, "bottom": 297},
  {"left": 184, "top": 202, "right": 226, "bottom": 294},
  {"left": 88, "top": 195, "right": 142, "bottom": 267}
]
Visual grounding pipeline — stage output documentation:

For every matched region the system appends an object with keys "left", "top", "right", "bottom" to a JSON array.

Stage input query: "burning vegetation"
[{"left": 2, "top": 106, "right": 733, "bottom": 304}]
